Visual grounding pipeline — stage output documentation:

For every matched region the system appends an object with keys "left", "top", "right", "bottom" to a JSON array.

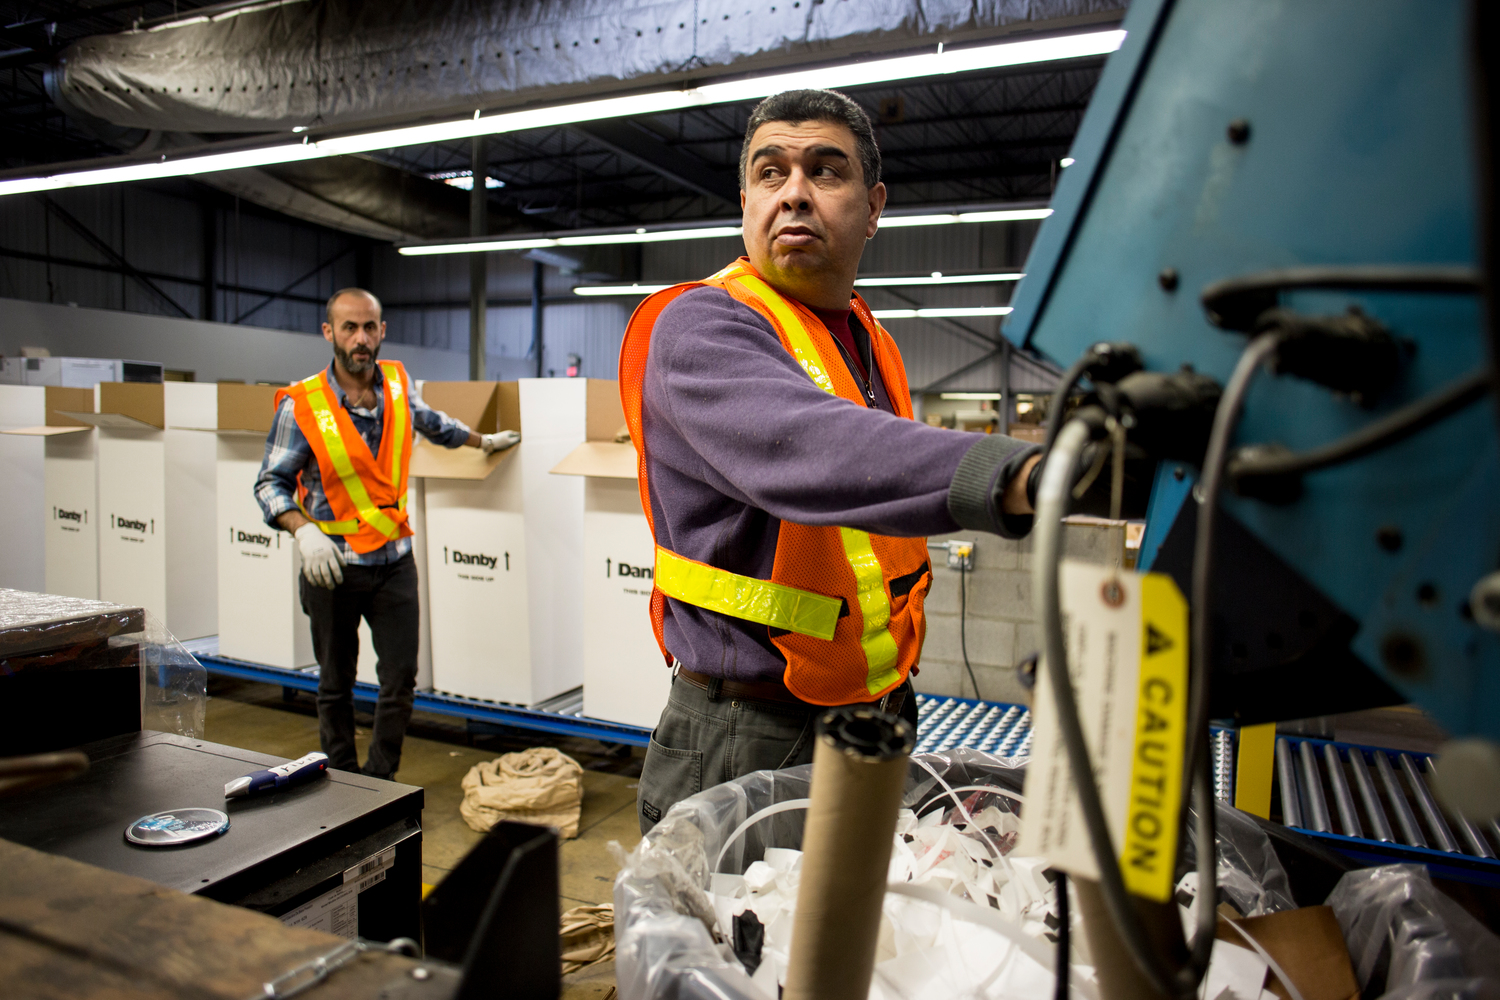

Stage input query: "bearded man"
[{"left": 255, "top": 287, "right": 519, "bottom": 779}]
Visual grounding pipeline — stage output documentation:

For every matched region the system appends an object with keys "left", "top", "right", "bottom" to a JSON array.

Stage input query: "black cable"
[
  {"left": 1183, "top": 333, "right": 1283, "bottom": 982},
  {"left": 1052, "top": 869, "right": 1070, "bottom": 1000},
  {"left": 1228, "top": 368, "right": 1491, "bottom": 485},
  {"left": 959, "top": 558, "right": 982, "bottom": 701},
  {"left": 1042, "top": 353, "right": 1097, "bottom": 456},
  {"left": 1034, "top": 420, "right": 1184, "bottom": 998}
]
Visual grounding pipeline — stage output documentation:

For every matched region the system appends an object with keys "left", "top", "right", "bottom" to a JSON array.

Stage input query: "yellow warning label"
[{"left": 1120, "top": 572, "right": 1189, "bottom": 902}]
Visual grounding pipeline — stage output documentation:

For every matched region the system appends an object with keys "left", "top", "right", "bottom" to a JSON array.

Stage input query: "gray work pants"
[{"left": 637, "top": 674, "right": 917, "bottom": 834}]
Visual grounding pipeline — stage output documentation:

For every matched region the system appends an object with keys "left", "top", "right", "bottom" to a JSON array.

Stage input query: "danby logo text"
[
  {"left": 56, "top": 508, "right": 84, "bottom": 522},
  {"left": 447, "top": 548, "right": 500, "bottom": 569},
  {"left": 113, "top": 515, "right": 148, "bottom": 532},
  {"left": 607, "top": 559, "right": 653, "bottom": 580},
  {"left": 237, "top": 530, "right": 272, "bottom": 548}
]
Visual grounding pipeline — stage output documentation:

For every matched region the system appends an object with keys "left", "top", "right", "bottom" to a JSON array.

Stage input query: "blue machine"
[{"left": 1007, "top": 0, "right": 1499, "bottom": 744}]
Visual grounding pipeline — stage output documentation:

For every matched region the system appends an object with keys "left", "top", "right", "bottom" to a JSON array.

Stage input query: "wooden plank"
[{"left": 0, "top": 839, "right": 429, "bottom": 1000}]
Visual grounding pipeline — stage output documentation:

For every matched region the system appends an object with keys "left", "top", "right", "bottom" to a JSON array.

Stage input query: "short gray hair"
[
  {"left": 738, "top": 89, "right": 881, "bottom": 189},
  {"left": 325, "top": 288, "right": 382, "bottom": 326}
]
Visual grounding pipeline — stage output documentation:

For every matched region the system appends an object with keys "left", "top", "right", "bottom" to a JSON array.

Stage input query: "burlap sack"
[
  {"left": 560, "top": 903, "right": 615, "bottom": 975},
  {"left": 459, "top": 747, "right": 583, "bottom": 838}
]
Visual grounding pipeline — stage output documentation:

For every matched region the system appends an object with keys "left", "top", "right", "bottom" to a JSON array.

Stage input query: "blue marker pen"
[{"left": 225, "top": 751, "right": 329, "bottom": 798}]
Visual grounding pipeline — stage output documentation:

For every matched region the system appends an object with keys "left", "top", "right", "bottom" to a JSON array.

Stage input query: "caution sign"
[
  {"left": 1120, "top": 573, "right": 1187, "bottom": 901},
  {"left": 1016, "top": 562, "right": 1189, "bottom": 903}
]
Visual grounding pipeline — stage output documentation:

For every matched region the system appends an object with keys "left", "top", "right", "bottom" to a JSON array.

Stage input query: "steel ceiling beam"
[{"left": 573, "top": 119, "right": 738, "bottom": 205}]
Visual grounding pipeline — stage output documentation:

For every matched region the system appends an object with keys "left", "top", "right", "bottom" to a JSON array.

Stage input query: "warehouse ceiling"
[{"left": 1, "top": 0, "right": 1125, "bottom": 241}]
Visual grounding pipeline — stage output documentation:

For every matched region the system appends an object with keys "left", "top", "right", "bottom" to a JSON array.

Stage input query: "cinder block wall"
[{"left": 916, "top": 521, "right": 1126, "bottom": 706}]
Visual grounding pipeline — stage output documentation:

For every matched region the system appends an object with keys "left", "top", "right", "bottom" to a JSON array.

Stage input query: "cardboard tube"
[
  {"left": 784, "top": 707, "right": 914, "bottom": 1000},
  {"left": 1073, "top": 876, "right": 1186, "bottom": 1000}
]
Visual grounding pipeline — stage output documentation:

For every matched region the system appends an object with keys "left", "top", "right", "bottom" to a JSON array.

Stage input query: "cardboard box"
[
  {"left": 0, "top": 386, "right": 47, "bottom": 593},
  {"left": 214, "top": 383, "right": 314, "bottom": 669},
  {"left": 74, "top": 382, "right": 218, "bottom": 640},
  {"left": 551, "top": 380, "right": 671, "bottom": 728},
  {"left": 419, "top": 380, "right": 533, "bottom": 702},
  {"left": 1, "top": 387, "right": 102, "bottom": 599},
  {"left": 352, "top": 476, "right": 434, "bottom": 692}
]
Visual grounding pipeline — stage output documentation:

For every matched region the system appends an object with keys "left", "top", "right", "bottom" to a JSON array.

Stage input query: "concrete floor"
[{"left": 204, "top": 676, "right": 642, "bottom": 1000}]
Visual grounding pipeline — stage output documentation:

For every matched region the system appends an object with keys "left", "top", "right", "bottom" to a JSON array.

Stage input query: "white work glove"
[
  {"left": 295, "top": 523, "right": 345, "bottom": 589},
  {"left": 481, "top": 430, "right": 521, "bottom": 455}
]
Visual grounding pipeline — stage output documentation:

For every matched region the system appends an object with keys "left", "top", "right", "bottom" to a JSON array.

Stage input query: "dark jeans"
[
  {"left": 300, "top": 553, "right": 419, "bottom": 780},
  {"left": 637, "top": 675, "right": 918, "bottom": 834}
]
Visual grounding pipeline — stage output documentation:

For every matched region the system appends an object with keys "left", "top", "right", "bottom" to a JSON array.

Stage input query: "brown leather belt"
[{"left": 676, "top": 665, "right": 909, "bottom": 715}]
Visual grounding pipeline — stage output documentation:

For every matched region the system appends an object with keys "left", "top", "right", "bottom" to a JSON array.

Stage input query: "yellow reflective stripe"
[
  {"left": 840, "top": 527, "right": 901, "bottom": 694},
  {"left": 295, "top": 495, "right": 359, "bottom": 535},
  {"left": 733, "top": 275, "right": 837, "bottom": 395},
  {"left": 729, "top": 273, "right": 902, "bottom": 691},
  {"left": 305, "top": 383, "right": 403, "bottom": 540},
  {"left": 655, "top": 547, "right": 842, "bottom": 641},
  {"left": 382, "top": 361, "right": 409, "bottom": 502}
]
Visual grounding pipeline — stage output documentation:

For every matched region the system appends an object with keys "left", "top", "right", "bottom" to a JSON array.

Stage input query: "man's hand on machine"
[
  {"left": 295, "top": 523, "right": 346, "bottom": 589},
  {"left": 481, "top": 430, "right": 521, "bottom": 454}
]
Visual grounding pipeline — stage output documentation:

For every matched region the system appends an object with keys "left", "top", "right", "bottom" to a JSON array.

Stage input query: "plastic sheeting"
[
  {"left": 1328, "top": 865, "right": 1500, "bottom": 1000},
  {"left": 134, "top": 611, "right": 208, "bottom": 740},
  {"left": 0, "top": 589, "right": 206, "bottom": 741},
  {"left": 612, "top": 748, "right": 1300, "bottom": 1000},
  {"left": 53, "top": 0, "right": 1127, "bottom": 133}
]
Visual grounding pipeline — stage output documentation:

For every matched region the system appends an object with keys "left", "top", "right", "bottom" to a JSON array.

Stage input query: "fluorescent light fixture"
[
  {"left": 429, "top": 170, "right": 504, "bottom": 190},
  {"left": 0, "top": 29, "right": 1123, "bottom": 198},
  {"left": 854, "top": 271, "right": 1024, "bottom": 287},
  {"left": 1060, "top": 156, "right": 1076, "bottom": 167},
  {"left": 573, "top": 283, "right": 673, "bottom": 296},
  {"left": 878, "top": 208, "right": 1052, "bottom": 228},
  {"left": 871, "top": 306, "right": 1014, "bottom": 319},
  {"left": 940, "top": 392, "right": 1003, "bottom": 400},
  {"left": 401, "top": 225, "right": 742, "bottom": 257}
]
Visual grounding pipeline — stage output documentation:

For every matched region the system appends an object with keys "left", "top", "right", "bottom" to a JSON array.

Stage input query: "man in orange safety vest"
[
  {"left": 620, "top": 90, "right": 1043, "bottom": 832},
  {"left": 255, "top": 288, "right": 519, "bottom": 780}
]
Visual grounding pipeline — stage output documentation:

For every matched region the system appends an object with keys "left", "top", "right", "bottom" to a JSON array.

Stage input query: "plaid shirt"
[{"left": 255, "top": 361, "right": 472, "bottom": 564}]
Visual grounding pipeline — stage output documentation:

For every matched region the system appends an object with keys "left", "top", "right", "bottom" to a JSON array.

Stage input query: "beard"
[{"left": 335, "top": 342, "right": 379, "bottom": 374}]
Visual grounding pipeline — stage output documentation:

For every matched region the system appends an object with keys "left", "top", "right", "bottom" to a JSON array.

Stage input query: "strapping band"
[{"left": 654, "top": 547, "right": 842, "bottom": 641}]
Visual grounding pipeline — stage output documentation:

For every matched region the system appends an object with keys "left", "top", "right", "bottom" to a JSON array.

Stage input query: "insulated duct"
[{"left": 49, "top": 0, "right": 1127, "bottom": 134}]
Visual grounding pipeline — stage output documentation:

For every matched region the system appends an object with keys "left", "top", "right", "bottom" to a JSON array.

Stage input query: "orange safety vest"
[
  {"left": 274, "top": 360, "right": 414, "bottom": 555},
  {"left": 619, "top": 258, "right": 932, "bottom": 706}
]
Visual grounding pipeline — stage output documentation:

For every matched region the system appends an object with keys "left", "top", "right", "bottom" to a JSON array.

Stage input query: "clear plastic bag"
[
  {"left": 129, "top": 611, "right": 207, "bottom": 739},
  {"left": 1176, "top": 800, "right": 1297, "bottom": 919},
  {"left": 1327, "top": 864, "right": 1500, "bottom": 999},
  {"left": 613, "top": 749, "right": 1047, "bottom": 1000},
  {"left": 0, "top": 590, "right": 205, "bottom": 741}
]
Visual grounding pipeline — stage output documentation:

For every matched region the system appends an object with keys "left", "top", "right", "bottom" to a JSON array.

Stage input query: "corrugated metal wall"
[{"left": 0, "top": 186, "right": 1049, "bottom": 392}]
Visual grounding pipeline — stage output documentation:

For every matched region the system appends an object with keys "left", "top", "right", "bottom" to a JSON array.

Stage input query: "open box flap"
[
  {"left": 218, "top": 383, "right": 280, "bottom": 433},
  {"left": 550, "top": 440, "right": 637, "bottom": 479},
  {"left": 56, "top": 410, "right": 159, "bottom": 430},
  {"left": 98, "top": 382, "right": 165, "bottom": 429},
  {"left": 0, "top": 425, "right": 91, "bottom": 436},
  {"left": 410, "top": 439, "right": 516, "bottom": 480}
]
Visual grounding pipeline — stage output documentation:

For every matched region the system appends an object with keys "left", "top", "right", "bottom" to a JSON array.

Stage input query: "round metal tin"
[{"left": 124, "top": 807, "right": 230, "bottom": 847}]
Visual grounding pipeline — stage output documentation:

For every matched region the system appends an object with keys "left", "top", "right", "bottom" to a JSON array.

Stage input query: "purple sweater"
[{"left": 642, "top": 285, "right": 1037, "bottom": 683}]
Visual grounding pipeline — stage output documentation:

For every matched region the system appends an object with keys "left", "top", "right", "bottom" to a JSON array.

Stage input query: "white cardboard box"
[
  {"left": 419, "top": 381, "right": 537, "bottom": 703},
  {"left": 552, "top": 380, "right": 671, "bottom": 728},
  {"left": 82, "top": 382, "right": 218, "bottom": 639},
  {"left": 353, "top": 476, "right": 434, "bottom": 692},
  {"left": 215, "top": 383, "right": 315, "bottom": 669},
  {"left": 43, "top": 424, "right": 100, "bottom": 600},
  {"left": 0, "top": 385, "right": 46, "bottom": 593}
]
